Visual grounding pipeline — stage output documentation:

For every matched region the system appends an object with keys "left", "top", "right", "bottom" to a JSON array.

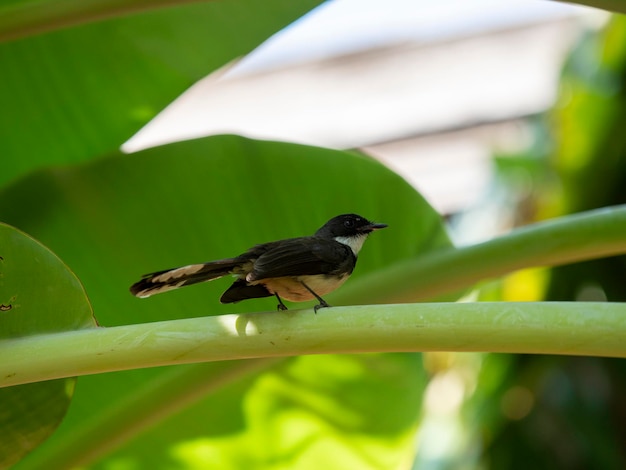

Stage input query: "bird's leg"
[
  {"left": 275, "top": 293, "right": 288, "bottom": 311},
  {"left": 300, "top": 281, "right": 331, "bottom": 313}
]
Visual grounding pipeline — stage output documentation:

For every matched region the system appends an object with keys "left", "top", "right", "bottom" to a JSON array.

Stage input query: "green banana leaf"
[
  {"left": 0, "top": 136, "right": 452, "bottom": 468},
  {"left": 0, "top": 223, "right": 96, "bottom": 467},
  {"left": 0, "top": 0, "right": 322, "bottom": 187}
]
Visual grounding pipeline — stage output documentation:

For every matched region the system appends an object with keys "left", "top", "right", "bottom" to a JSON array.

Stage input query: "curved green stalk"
[
  {"left": 336, "top": 205, "right": 626, "bottom": 304},
  {"left": 8, "top": 205, "right": 626, "bottom": 466},
  {"left": 2, "top": 302, "right": 625, "bottom": 388}
]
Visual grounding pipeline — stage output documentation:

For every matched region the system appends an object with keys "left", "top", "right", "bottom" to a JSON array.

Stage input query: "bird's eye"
[{"left": 344, "top": 219, "right": 355, "bottom": 228}]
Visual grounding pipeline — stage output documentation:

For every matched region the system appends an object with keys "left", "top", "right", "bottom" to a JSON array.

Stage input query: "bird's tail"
[{"left": 130, "top": 258, "right": 241, "bottom": 298}]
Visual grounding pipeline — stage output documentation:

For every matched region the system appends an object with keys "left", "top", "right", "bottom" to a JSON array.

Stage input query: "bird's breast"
[{"left": 256, "top": 273, "right": 350, "bottom": 302}]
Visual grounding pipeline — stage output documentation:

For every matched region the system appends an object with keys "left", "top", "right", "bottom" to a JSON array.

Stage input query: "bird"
[{"left": 130, "top": 214, "right": 387, "bottom": 312}]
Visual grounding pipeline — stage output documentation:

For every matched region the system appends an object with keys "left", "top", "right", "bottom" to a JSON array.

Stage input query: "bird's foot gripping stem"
[
  {"left": 313, "top": 299, "right": 330, "bottom": 313},
  {"left": 275, "top": 294, "right": 288, "bottom": 311},
  {"left": 300, "top": 281, "right": 331, "bottom": 314}
]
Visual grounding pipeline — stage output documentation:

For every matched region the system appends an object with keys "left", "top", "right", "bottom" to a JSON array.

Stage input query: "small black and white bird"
[{"left": 130, "top": 214, "right": 387, "bottom": 311}]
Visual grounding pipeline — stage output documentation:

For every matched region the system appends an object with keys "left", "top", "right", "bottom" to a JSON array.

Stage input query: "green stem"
[
  {"left": 2, "top": 302, "right": 625, "bottom": 388},
  {"left": 8, "top": 206, "right": 626, "bottom": 465},
  {"left": 336, "top": 205, "right": 626, "bottom": 304}
]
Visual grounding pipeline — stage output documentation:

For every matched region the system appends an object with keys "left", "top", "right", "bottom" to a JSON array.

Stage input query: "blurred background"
[{"left": 124, "top": 0, "right": 626, "bottom": 467}]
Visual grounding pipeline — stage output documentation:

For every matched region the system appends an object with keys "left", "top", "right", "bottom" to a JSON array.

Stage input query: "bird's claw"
[{"left": 313, "top": 301, "right": 331, "bottom": 314}]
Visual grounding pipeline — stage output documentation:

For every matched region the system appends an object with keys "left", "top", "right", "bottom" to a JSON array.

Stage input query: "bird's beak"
[{"left": 360, "top": 222, "right": 388, "bottom": 232}]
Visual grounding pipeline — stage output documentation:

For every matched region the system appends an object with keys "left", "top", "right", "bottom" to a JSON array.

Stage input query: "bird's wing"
[{"left": 247, "top": 237, "right": 353, "bottom": 281}]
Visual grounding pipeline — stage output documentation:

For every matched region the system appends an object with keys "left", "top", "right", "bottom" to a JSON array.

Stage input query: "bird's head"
[{"left": 315, "top": 214, "right": 387, "bottom": 255}]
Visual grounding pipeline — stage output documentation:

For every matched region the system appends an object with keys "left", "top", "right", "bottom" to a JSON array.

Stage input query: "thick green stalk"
[
  {"left": 7, "top": 207, "right": 626, "bottom": 468},
  {"left": 7, "top": 206, "right": 626, "bottom": 466},
  {"left": 1, "top": 302, "right": 625, "bottom": 388},
  {"left": 336, "top": 205, "right": 626, "bottom": 304}
]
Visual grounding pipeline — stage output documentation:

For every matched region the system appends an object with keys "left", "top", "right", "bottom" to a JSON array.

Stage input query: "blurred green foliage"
[{"left": 461, "top": 15, "right": 626, "bottom": 470}]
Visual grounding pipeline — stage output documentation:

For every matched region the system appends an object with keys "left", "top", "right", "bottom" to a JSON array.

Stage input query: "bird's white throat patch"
[{"left": 334, "top": 234, "right": 368, "bottom": 255}]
